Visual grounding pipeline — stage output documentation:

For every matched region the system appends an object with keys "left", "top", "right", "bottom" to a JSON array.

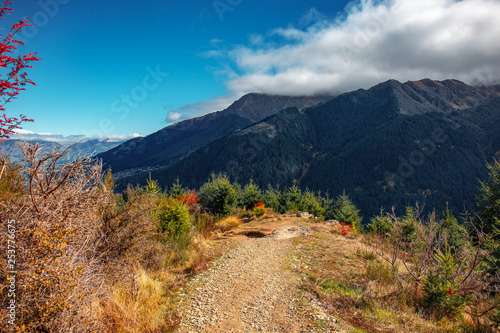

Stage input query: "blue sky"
[
  {"left": 5, "top": 0, "right": 350, "bottom": 137},
  {"left": 4, "top": 0, "right": 500, "bottom": 138}
]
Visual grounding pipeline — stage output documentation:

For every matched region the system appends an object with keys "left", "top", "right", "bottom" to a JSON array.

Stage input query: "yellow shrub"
[{"left": 214, "top": 216, "right": 242, "bottom": 232}]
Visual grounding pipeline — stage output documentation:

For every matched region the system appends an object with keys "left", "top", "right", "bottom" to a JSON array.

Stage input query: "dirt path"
[{"left": 176, "top": 223, "right": 316, "bottom": 333}]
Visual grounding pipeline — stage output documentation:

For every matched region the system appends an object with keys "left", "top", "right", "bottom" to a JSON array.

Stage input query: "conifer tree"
[
  {"left": 473, "top": 160, "right": 500, "bottom": 275},
  {"left": 331, "top": 192, "right": 363, "bottom": 232},
  {"left": 474, "top": 160, "right": 500, "bottom": 235}
]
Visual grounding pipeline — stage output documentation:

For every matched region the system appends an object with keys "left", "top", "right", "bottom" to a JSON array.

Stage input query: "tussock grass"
[
  {"left": 365, "top": 259, "right": 395, "bottom": 286},
  {"left": 98, "top": 269, "right": 172, "bottom": 333},
  {"left": 98, "top": 237, "right": 228, "bottom": 333},
  {"left": 214, "top": 216, "right": 243, "bottom": 232}
]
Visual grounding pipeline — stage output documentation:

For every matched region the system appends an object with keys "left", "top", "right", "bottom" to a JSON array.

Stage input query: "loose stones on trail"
[{"left": 176, "top": 224, "right": 314, "bottom": 333}]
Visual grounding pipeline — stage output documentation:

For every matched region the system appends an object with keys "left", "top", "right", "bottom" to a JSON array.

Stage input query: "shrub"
[
  {"left": 371, "top": 205, "right": 492, "bottom": 324},
  {"left": 471, "top": 159, "right": 500, "bottom": 276},
  {"left": 155, "top": 197, "right": 192, "bottom": 243},
  {"left": 179, "top": 190, "right": 199, "bottom": 207},
  {"left": 170, "top": 178, "right": 183, "bottom": 199},
  {"left": 253, "top": 202, "right": 267, "bottom": 218},
  {"left": 399, "top": 206, "right": 419, "bottom": 243},
  {"left": 214, "top": 216, "right": 242, "bottom": 232},
  {"left": 439, "top": 205, "right": 466, "bottom": 252},
  {"left": 0, "top": 143, "right": 107, "bottom": 332},
  {"left": 330, "top": 193, "right": 363, "bottom": 232},
  {"left": 0, "top": 160, "right": 24, "bottom": 205},
  {"left": 239, "top": 180, "right": 262, "bottom": 210},
  {"left": 421, "top": 246, "right": 469, "bottom": 319},
  {"left": 263, "top": 184, "right": 281, "bottom": 212},
  {"left": 278, "top": 181, "right": 302, "bottom": 213},
  {"left": 300, "top": 190, "right": 327, "bottom": 218},
  {"left": 198, "top": 173, "right": 238, "bottom": 216},
  {"left": 369, "top": 208, "right": 393, "bottom": 235},
  {"left": 146, "top": 172, "right": 161, "bottom": 194},
  {"left": 473, "top": 159, "right": 500, "bottom": 236}
]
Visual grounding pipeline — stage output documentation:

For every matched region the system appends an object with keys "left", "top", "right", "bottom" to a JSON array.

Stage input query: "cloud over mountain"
[
  {"left": 173, "top": 0, "right": 500, "bottom": 119},
  {"left": 227, "top": 0, "right": 500, "bottom": 95}
]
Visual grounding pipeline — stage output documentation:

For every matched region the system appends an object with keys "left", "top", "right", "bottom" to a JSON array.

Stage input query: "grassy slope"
[{"left": 291, "top": 222, "right": 475, "bottom": 332}]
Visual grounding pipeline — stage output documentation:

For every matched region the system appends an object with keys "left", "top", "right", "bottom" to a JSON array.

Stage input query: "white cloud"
[
  {"left": 166, "top": 112, "right": 183, "bottom": 122},
  {"left": 92, "top": 133, "right": 143, "bottom": 142},
  {"left": 222, "top": 0, "right": 500, "bottom": 96},
  {"left": 13, "top": 129, "right": 35, "bottom": 135},
  {"left": 10, "top": 133, "right": 143, "bottom": 145},
  {"left": 171, "top": 0, "right": 500, "bottom": 121},
  {"left": 299, "top": 8, "right": 328, "bottom": 28},
  {"left": 165, "top": 94, "right": 241, "bottom": 124}
]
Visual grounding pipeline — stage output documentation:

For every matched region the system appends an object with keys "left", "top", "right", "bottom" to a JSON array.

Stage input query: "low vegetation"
[
  {"left": 293, "top": 160, "right": 500, "bottom": 332},
  {"left": 0, "top": 143, "right": 499, "bottom": 332}
]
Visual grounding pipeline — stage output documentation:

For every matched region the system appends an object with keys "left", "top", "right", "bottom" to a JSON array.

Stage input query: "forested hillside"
[{"left": 119, "top": 79, "right": 500, "bottom": 218}]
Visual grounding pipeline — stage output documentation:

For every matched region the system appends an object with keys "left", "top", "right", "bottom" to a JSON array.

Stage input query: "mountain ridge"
[
  {"left": 119, "top": 78, "right": 500, "bottom": 218},
  {"left": 97, "top": 93, "right": 332, "bottom": 172}
]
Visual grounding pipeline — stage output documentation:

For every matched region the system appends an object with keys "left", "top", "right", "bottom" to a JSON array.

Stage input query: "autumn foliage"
[
  {"left": 178, "top": 190, "right": 199, "bottom": 207},
  {"left": 253, "top": 201, "right": 267, "bottom": 217},
  {"left": 0, "top": 0, "right": 38, "bottom": 141}
]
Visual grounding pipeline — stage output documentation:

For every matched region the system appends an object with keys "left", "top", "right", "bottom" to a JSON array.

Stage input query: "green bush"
[
  {"left": 400, "top": 206, "right": 418, "bottom": 243},
  {"left": 421, "top": 247, "right": 469, "bottom": 319},
  {"left": 278, "top": 181, "right": 302, "bottom": 213},
  {"left": 471, "top": 159, "right": 500, "bottom": 276},
  {"left": 239, "top": 180, "right": 262, "bottom": 210},
  {"left": 369, "top": 208, "right": 393, "bottom": 235},
  {"left": 473, "top": 159, "right": 500, "bottom": 235},
  {"left": 155, "top": 197, "right": 192, "bottom": 243},
  {"left": 439, "top": 205, "right": 466, "bottom": 252},
  {"left": 198, "top": 173, "right": 238, "bottom": 216},
  {"left": 330, "top": 193, "right": 363, "bottom": 232},
  {"left": 300, "top": 190, "right": 327, "bottom": 218},
  {"left": 169, "top": 178, "right": 183, "bottom": 199},
  {"left": 263, "top": 184, "right": 281, "bottom": 213},
  {"left": 253, "top": 202, "right": 267, "bottom": 217}
]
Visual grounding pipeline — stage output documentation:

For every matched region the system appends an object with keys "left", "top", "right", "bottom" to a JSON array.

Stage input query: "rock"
[
  {"left": 297, "top": 212, "right": 312, "bottom": 219},
  {"left": 324, "top": 219, "right": 342, "bottom": 227},
  {"left": 325, "top": 219, "right": 342, "bottom": 232}
]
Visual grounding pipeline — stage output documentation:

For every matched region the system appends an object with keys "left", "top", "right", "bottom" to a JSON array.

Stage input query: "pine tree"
[
  {"left": 198, "top": 173, "right": 238, "bottom": 216},
  {"left": 331, "top": 192, "right": 363, "bottom": 232},
  {"left": 239, "top": 180, "right": 262, "bottom": 210},
  {"left": 474, "top": 160, "right": 500, "bottom": 235},
  {"left": 473, "top": 160, "right": 500, "bottom": 275},
  {"left": 170, "top": 178, "right": 183, "bottom": 198}
]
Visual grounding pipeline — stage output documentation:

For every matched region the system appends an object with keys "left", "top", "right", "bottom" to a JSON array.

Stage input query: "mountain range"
[
  {"left": 0, "top": 136, "right": 131, "bottom": 162},
  {"left": 110, "top": 78, "right": 500, "bottom": 219},
  {"left": 97, "top": 94, "right": 332, "bottom": 173}
]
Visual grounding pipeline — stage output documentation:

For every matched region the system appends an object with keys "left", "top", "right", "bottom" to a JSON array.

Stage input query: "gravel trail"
[{"left": 176, "top": 224, "right": 314, "bottom": 333}]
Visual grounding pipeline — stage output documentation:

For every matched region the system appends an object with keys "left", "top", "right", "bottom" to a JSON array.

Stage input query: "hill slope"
[
  {"left": 97, "top": 94, "right": 331, "bottom": 172},
  {"left": 122, "top": 79, "right": 500, "bottom": 218}
]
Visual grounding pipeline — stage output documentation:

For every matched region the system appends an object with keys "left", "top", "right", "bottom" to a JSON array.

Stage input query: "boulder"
[
  {"left": 324, "top": 219, "right": 342, "bottom": 232},
  {"left": 297, "top": 212, "right": 312, "bottom": 219}
]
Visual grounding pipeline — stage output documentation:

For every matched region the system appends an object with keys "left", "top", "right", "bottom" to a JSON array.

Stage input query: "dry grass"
[
  {"left": 97, "top": 230, "right": 232, "bottom": 333},
  {"left": 214, "top": 216, "right": 243, "bottom": 232},
  {"left": 0, "top": 143, "right": 233, "bottom": 333},
  {"left": 98, "top": 268, "right": 175, "bottom": 333},
  {"left": 290, "top": 223, "right": 463, "bottom": 333}
]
